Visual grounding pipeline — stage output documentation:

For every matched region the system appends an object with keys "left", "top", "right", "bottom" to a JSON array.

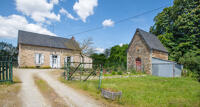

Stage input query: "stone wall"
[
  {"left": 152, "top": 50, "right": 168, "bottom": 60},
  {"left": 18, "top": 44, "right": 81, "bottom": 68},
  {"left": 127, "top": 32, "right": 152, "bottom": 74}
]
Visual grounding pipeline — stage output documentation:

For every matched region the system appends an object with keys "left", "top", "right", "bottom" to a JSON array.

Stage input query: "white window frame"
[{"left": 35, "top": 53, "right": 44, "bottom": 65}]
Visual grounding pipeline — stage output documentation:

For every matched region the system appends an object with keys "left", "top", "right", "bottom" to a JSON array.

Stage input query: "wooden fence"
[{"left": 0, "top": 56, "right": 13, "bottom": 82}]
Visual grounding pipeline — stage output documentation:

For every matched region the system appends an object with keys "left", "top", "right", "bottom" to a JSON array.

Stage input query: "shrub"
[
  {"left": 111, "top": 71, "right": 116, "bottom": 75},
  {"left": 117, "top": 71, "right": 123, "bottom": 75},
  {"left": 179, "top": 52, "right": 200, "bottom": 81},
  {"left": 40, "top": 66, "right": 51, "bottom": 69}
]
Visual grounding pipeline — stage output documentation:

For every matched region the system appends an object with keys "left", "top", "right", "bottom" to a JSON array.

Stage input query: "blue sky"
[{"left": 0, "top": 0, "right": 173, "bottom": 53}]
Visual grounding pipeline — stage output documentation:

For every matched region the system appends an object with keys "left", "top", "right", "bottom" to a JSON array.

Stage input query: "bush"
[
  {"left": 117, "top": 71, "right": 123, "bottom": 75},
  {"left": 111, "top": 71, "right": 116, "bottom": 75},
  {"left": 179, "top": 52, "right": 200, "bottom": 81},
  {"left": 40, "top": 66, "right": 51, "bottom": 69},
  {"left": 21, "top": 66, "right": 51, "bottom": 69}
]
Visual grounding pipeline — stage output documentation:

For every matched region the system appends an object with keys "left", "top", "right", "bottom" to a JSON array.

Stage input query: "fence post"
[
  {"left": 2, "top": 62, "right": 5, "bottom": 81},
  {"left": 98, "top": 64, "right": 103, "bottom": 90},
  {"left": 6, "top": 61, "right": 8, "bottom": 81},
  {"left": 10, "top": 57, "right": 13, "bottom": 82},
  {"left": 67, "top": 61, "right": 70, "bottom": 80},
  {"left": 0, "top": 61, "right": 1, "bottom": 80},
  {"left": 64, "top": 61, "right": 66, "bottom": 77}
]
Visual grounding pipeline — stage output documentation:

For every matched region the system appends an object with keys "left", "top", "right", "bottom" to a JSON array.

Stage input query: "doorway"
[
  {"left": 136, "top": 57, "right": 141, "bottom": 71},
  {"left": 52, "top": 55, "right": 58, "bottom": 68}
]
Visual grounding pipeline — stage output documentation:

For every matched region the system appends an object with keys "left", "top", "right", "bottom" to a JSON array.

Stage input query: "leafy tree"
[
  {"left": 0, "top": 42, "right": 18, "bottom": 61},
  {"left": 150, "top": 0, "right": 200, "bottom": 80},
  {"left": 179, "top": 52, "right": 200, "bottom": 81},
  {"left": 90, "top": 53, "right": 107, "bottom": 66},
  {"left": 90, "top": 44, "right": 128, "bottom": 70},
  {"left": 150, "top": 0, "right": 200, "bottom": 61},
  {"left": 107, "top": 44, "right": 128, "bottom": 69},
  {"left": 104, "top": 49, "right": 111, "bottom": 58}
]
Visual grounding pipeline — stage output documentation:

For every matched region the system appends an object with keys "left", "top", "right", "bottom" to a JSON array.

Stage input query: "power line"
[{"left": 67, "top": 3, "right": 170, "bottom": 36}]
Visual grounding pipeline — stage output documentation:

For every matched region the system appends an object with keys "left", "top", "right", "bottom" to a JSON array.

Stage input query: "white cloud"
[
  {"left": 16, "top": 0, "right": 60, "bottom": 23},
  {"left": 59, "top": 8, "right": 77, "bottom": 20},
  {"left": 119, "top": 43, "right": 123, "bottom": 47},
  {"left": 73, "top": 0, "right": 98, "bottom": 22},
  {"left": 95, "top": 48, "right": 105, "bottom": 53},
  {"left": 0, "top": 15, "right": 55, "bottom": 38},
  {"left": 102, "top": 19, "right": 114, "bottom": 27}
]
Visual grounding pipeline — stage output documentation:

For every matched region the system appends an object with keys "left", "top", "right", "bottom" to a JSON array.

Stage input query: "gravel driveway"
[
  {"left": 16, "top": 69, "right": 51, "bottom": 107},
  {"left": 15, "top": 69, "right": 102, "bottom": 107}
]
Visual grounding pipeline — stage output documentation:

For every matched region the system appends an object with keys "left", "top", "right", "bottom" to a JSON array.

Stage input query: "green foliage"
[
  {"left": 107, "top": 44, "right": 128, "bottom": 69},
  {"left": 111, "top": 71, "right": 116, "bottom": 75},
  {"left": 21, "top": 66, "right": 51, "bottom": 69},
  {"left": 90, "top": 53, "right": 107, "bottom": 66},
  {"left": 117, "top": 71, "right": 123, "bottom": 75},
  {"left": 150, "top": 0, "right": 200, "bottom": 80},
  {"left": 91, "top": 44, "right": 128, "bottom": 70},
  {"left": 179, "top": 52, "right": 200, "bottom": 81},
  {"left": 0, "top": 42, "right": 18, "bottom": 61}
]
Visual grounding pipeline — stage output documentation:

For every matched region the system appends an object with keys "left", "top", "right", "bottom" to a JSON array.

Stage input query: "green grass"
[{"left": 60, "top": 76, "right": 200, "bottom": 107}]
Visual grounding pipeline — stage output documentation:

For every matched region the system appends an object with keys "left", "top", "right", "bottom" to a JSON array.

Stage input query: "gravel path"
[
  {"left": 16, "top": 69, "right": 102, "bottom": 107},
  {"left": 16, "top": 69, "right": 51, "bottom": 107},
  {"left": 38, "top": 71, "right": 102, "bottom": 107}
]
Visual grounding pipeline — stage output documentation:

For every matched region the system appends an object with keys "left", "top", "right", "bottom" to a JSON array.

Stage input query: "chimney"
[{"left": 71, "top": 36, "right": 75, "bottom": 40}]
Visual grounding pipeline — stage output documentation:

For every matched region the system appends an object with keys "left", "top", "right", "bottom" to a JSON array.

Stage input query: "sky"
[{"left": 0, "top": 0, "right": 173, "bottom": 53}]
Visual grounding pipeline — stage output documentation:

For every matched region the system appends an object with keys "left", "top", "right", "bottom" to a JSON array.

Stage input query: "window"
[{"left": 35, "top": 53, "right": 44, "bottom": 65}]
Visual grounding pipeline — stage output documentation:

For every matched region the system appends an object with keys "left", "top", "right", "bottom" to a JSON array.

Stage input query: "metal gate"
[{"left": 0, "top": 56, "right": 13, "bottom": 82}]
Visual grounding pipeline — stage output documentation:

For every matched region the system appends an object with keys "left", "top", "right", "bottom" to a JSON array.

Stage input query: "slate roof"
[
  {"left": 128, "top": 28, "right": 168, "bottom": 53},
  {"left": 18, "top": 30, "right": 81, "bottom": 51}
]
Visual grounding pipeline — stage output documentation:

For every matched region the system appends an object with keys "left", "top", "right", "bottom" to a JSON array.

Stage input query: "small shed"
[{"left": 152, "top": 57, "right": 183, "bottom": 77}]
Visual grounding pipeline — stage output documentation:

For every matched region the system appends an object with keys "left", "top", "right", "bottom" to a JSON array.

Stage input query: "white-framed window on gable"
[{"left": 35, "top": 53, "right": 44, "bottom": 65}]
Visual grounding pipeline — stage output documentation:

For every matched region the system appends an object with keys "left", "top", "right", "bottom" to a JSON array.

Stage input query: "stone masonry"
[
  {"left": 127, "top": 32, "right": 152, "bottom": 74},
  {"left": 18, "top": 44, "right": 81, "bottom": 68},
  {"left": 127, "top": 31, "right": 168, "bottom": 74}
]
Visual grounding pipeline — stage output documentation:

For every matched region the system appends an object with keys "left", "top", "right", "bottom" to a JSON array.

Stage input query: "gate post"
[
  {"left": 10, "top": 57, "right": 13, "bottom": 82},
  {"left": 67, "top": 61, "right": 70, "bottom": 80},
  {"left": 98, "top": 64, "right": 103, "bottom": 90}
]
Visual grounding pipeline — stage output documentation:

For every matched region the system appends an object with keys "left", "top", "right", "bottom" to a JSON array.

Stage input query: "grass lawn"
[
  {"left": 0, "top": 76, "right": 22, "bottom": 107},
  {"left": 60, "top": 76, "right": 200, "bottom": 107}
]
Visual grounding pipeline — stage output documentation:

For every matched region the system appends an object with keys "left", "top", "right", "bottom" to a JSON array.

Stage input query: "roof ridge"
[
  {"left": 19, "top": 30, "right": 70, "bottom": 40},
  {"left": 18, "top": 30, "right": 81, "bottom": 51}
]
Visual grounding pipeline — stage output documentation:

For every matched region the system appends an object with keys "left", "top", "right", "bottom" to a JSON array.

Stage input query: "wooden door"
[{"left": 136, "top": 58, "right": 141, "bottom": 71}]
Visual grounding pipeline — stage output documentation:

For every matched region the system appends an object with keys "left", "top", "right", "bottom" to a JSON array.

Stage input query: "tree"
[
  {"left": 107, "top": 44, "right": 128, "bottom": 70},
  {"left": 150, "top": 0, "right": 200, "bottom": 80},
  {"left": 80, "top": 37, "right": 95, "bottom": 55},
  {"left": 90, "top": 44, "right": 128, "bottom": 70},
  {"left": 90, "top": 53, "right": 107, "bottom": 66},
  {"left": 104, "top": 49, "right": 111, "bottom": 58},
  {"left": 150, "top": 0, "right": 200, "bottom": 61},
  {"left": 0, "top": 42, "right": 18, "bottom": 61}
]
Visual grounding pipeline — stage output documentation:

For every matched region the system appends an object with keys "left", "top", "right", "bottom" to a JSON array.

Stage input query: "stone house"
[
  {"left": 127, "top": 28, "right": 168, "bottom": 74},
  {"left": 18, "top": 30, "right": 92, "bottom": 68}
]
